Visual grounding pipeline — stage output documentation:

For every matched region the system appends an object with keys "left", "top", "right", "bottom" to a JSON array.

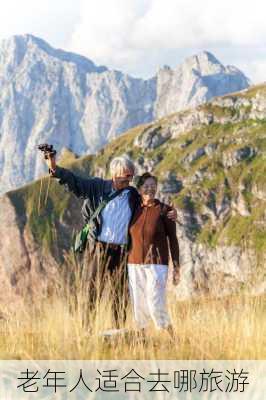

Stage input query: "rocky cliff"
[
  {"left": 0, "top": 34, "right": 250, "bottom": 194},
  {"left": 1, "top": 84, "right": 265, "bottom": 306}
]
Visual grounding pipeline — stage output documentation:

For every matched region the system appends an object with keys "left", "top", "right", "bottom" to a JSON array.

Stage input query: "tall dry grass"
[{"left": 0, "top": 256, "right": 265, "bottom": 360}]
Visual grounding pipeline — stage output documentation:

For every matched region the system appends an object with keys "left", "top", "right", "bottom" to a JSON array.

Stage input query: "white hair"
[{"left": 109, "top": 155, "right": 135, "bottom": 177}]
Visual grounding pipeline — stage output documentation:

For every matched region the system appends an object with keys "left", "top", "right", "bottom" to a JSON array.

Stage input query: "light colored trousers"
[{"left": 127, "top": 263, "right": 171, "bottom": 329}]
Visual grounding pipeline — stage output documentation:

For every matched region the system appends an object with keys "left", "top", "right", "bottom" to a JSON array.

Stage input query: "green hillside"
[{"left": 6, "top": 84, "right": 266, "bottom": 265}]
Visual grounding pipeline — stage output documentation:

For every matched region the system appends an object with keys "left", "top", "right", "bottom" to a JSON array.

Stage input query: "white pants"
[{"left": 127, "top": 263, "right": 171, "bottom": 329}]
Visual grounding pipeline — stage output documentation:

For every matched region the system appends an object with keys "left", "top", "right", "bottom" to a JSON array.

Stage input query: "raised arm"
[{"left": 44, "top": 151, "right": 102, "bottom": 199}]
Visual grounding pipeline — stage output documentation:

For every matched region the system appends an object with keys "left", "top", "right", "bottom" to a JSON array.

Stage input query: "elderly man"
[{"left": 45, "top": 152, "right": 176, "bottom": 328}]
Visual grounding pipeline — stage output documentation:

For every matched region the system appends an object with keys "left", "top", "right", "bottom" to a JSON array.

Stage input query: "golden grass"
[{"left": 0, "top": 262, "right": 265, "bottom": 360}]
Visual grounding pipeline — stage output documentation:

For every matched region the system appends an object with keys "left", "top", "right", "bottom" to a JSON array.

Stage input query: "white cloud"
[
  {"left": 131, "top": 0, "right": 266, "bottom": 48},
  {"left": 0, "top": 0, "right": 81, "bottom": 49},
  {"left": 0, "top": 0, "right": 265, "bottom": 82},
  {"left": 69, "top": 0, "right": 148, "bottom": 70},
  {"left": 68, "top": 0, "right": 266, "bottom": 79}
]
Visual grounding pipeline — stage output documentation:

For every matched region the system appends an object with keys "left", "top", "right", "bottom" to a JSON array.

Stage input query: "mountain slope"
[
  {"left": 1, "top": 83, "right": 265, "bottom": 304},
  {"left": 0, "top": 35, "right": 250, "bottom": 194}
]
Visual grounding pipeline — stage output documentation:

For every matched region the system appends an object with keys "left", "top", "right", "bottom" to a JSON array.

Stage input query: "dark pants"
[{"left": 83, "top": 241, "right": 128, "bottom": 328}]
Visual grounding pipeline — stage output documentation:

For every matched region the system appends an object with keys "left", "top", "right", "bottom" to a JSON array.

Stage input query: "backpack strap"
[
  {"left": 74, "top": 188, "right": 124, "bottom": 253},
  {"left": 90, "top": 188, "right": 124, "bottom": 221}
]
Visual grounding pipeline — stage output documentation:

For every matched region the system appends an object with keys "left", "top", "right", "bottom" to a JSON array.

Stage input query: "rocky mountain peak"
[
  {"left": 0, "top": 35, "right": 251, "bottom": 195},
  {"left": 0, "top": 34, "right": 108, "bottom": 76},
  {"left": 155, "top": 50, "right": 250, "bottom": 118},
  {"left": 0, "top": 35, "right": 28, "bottom": 75},
  {"left": 182, "top": 50, "right": 224, "bottom": 75}
]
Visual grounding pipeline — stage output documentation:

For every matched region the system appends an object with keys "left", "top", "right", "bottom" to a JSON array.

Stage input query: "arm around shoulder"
[{"left": 162, "top": 204, "right": 180, "bottom": 268}]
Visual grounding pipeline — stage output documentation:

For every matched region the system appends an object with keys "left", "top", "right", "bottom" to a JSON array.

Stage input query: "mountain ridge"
[
  {"left": 0, "top": 34, "right": 250, "bottom": 195},
  {"left": 1, "top": 82, "right": 265, "bottom": 305}
]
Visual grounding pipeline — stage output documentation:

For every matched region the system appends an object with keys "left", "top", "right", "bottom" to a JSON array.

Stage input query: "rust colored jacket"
[{"left": 128, "top": 199, "right": 180, "bottom": 268}]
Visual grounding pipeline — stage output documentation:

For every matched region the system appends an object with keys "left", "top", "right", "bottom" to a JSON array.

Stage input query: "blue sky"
[{"left": 1, "top": 0, "right": 266, "bottom": 83}]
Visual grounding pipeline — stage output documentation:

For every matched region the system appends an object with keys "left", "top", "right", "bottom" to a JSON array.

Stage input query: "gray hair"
[{"left": 109, "top": 155, "right": 135, "bottom": 177}]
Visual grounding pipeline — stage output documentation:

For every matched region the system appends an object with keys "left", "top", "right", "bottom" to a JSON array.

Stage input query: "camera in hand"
[{"left": 38, "top": 144, "right": 57, "bottom": 159}]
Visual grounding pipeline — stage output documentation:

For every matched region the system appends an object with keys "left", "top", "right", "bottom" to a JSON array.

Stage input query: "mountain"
[
  {"left": 0, "top": 35, "right": 250, "bottom": 195},
  {"left": 155, "top": 52, "right": 250, "bottom": 118},
  {"left": 1, "top": 83, "right": 265, "bottom": 306}
]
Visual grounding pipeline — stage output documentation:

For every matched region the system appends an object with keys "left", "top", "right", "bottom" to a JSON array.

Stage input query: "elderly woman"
[{"left": 128, "top": 172, "right": 180, "bottom": 334}]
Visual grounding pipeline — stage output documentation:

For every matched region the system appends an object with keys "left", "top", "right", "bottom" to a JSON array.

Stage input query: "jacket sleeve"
[
  {"left": 49, "top": 165, "right": 103, "bottom": 199},
  {"left": 162, "top": 205, "right": 180, "bottom": 269}
]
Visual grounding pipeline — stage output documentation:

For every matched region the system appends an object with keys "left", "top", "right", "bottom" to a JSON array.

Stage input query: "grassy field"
[{"left": 0, "top": 260, "right": 265, "bottom": 360}]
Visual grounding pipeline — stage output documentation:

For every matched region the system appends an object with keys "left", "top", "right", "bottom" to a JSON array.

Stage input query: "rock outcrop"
[{"left": 0, "top": 194, "right": 59, "bottom": 307}]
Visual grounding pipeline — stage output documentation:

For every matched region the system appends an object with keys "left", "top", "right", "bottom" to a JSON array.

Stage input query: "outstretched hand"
[
  {"left": 167, "top": 203, "right": 177, "bottom": 222},
  {"left": 38, "top": 144, "right": 57, "bottom": 172},
  {"left": 45, "top": 153, "right": 57, "bottom": 172}
]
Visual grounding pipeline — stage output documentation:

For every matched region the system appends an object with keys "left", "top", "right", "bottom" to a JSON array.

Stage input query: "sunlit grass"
[{"left": 0, "top": 261, "right": 265, "bottom": 360}]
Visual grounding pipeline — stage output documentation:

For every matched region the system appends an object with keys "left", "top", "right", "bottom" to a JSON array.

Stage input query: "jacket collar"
[{"left": 141, "top": 198, "right": 160, "bottom": 208}]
